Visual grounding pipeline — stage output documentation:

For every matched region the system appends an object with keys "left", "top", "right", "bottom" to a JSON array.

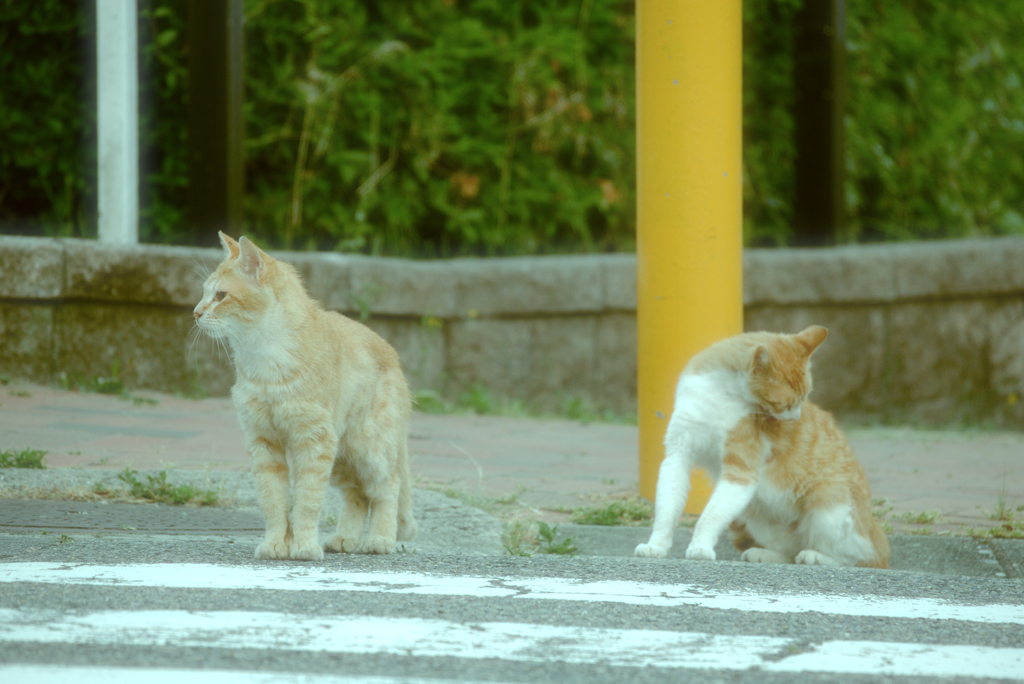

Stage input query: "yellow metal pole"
[{"left": 636, "top": 1, "right": 743, "bottom": 512}]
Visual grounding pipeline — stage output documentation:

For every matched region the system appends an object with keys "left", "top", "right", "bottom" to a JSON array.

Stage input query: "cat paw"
[
  {"left": 323, "top": 534, "right": 359, "bottom": 554},
  {"left": 254, "top": 540, "right": 291, "bottom": 560},
  {"left": 685, "top": 545, "right": 716, "bottom": 561},
  {"left": 290, "top": 543, "right": 325, "bottom": 561},
  {"left": 634, "top": 543, "right": 668, "bottom": 558},
  {"left": 741, "top": 548, "right": 791, "bottom": 564},
  {"left": 795, "top": 549, "right": 841, "bottom": 567},
  {"left": 357, "top": 535, "right": 396, "bottom": 555}
]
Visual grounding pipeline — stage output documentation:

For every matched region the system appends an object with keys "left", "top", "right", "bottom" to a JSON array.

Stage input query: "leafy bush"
[
  {"left": 843, "top": 1, "right": 1024, "bottom": 242},
  {"left": 2, "top": 1, "right": 1023, "bottom": 251},
  {"left": 239, "top": 0, "right": 635, "bottom": 255},
  {"left": 742, "top": 0, "right": 1024, "bottom": 245},
  {"left": 0, "top": 1, "right": 91, "bottom": 236}
]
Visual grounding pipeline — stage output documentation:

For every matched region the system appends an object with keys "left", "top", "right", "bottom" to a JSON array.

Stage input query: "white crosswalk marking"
[
  {"left": 2, "top": 562, "right": 1022, "bottom": 681},
  {"left": 2, "top": 608, "right": 1023, "bottom": 678},
  {"left": 3, "top": 562, "right": 1022, "bottom": 624},
  {"left": 1, "top": 668, "right": 509, "bottom": 684}
]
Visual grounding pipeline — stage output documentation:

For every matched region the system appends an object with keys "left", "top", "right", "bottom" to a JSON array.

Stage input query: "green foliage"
[
  {"left": 0, "top": 1, "right": 91, "bottom": 236},
  {"left": 571, "top": 498, "right": 652, "bottom": 526},
  {"left": 742, "top": 0, "right": 802, "bottom": 246},
  {"left": 117, "top": 467, "right": 219, "bottom": 505},
  {"left": 4, "top": 1, "right": 1024, "bottom": 249},
  {"left": 536, "top": 521, "right": 578, "bottom": 555},
  {"left": 843, "top": 1, "right": 1024, "bottom": 242},
  {"left": 58, "top": 364, "right": 159, "bottom": 406},
  {"left": 0, "top": 448, "right": 47, "bottom": 469},
  {"left": 241, "top": 0, "right": 635, "bottom": 255},
  {"left": 139, "top": 0, "right": 190, "bottom": 244}
]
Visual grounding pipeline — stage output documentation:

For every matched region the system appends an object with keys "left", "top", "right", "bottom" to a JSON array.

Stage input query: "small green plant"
[
  {"left": 572, "top": 498, "right": 653, "bottom": 526},
  {"left": 871, "top": 499, "right": 894, "bottom": 520},
  {"left": 991, "top": 474, "right": 1016, "bottom": 522},
  {"left": 0, "top": 448, "right": 47, "bottom": 469},
  {"left": 898, "top": 510, "right": 943, "bottom": 525},
  {"left": 536, "top": 522, "right": 577, "bottom": 556},
  {"left": 502, "top": 520, "right": 533, "bottom": 556},
  {"left": 58, "top": 534, "right": 74, "bottom": 544},
  {"left": 412, "top": 389, "right": 450, "bottom": 414},
  {"left": 58, "top": 365, "right": 158, "bottom": 406},
  {"left": 494, "top": 490, "right": 521, "bottom": 506},
  {"left": 117, "top": 467, "right": 219, "bottom": 506},
  {"left": 412, "top": 385, "right": 636, "bottom": 425}
]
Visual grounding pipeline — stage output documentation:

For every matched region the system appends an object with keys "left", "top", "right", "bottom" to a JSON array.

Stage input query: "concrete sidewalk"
[{"left": 1, "top": 381, "right": 1022, "bottom": 577}]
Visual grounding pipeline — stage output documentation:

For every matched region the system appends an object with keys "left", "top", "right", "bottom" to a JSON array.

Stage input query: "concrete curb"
[{"left": 1, "top": 469, "right": 1021, "bottom": 579}]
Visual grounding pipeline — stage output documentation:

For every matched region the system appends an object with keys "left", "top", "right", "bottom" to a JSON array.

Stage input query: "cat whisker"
[
  {"left": 189, "top": 255, "right": 212, "bottom": 281},
  {"left": 186, "top": 325, "right": 202, "bottom": 365}
]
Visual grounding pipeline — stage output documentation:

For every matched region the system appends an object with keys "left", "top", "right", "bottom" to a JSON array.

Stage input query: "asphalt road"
[{"left": 1, "top": 532, "right": 1022, "bottom": 684}]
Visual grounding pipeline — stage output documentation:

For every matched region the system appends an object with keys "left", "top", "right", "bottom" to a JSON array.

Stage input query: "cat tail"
[{"left": 396, "top": 443, "right": 418, "bottom": 541}]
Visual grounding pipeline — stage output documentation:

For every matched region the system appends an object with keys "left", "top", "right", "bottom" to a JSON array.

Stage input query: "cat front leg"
[
  {"left": 686, "top": 480, "right": 757, "bottom": 561},
  {"left": 248, "top": 436, "right": 292, "bottom": 560},
  {"left": 288, "top": 430, "right": 339, "bottom": 562},
  {"left": 635, "top": 452, "right": 690, "bottom": 558}
]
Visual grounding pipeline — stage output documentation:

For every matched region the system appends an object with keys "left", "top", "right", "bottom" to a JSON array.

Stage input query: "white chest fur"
[{"left": 662, "top": 370, "right": 755, "bottom": 477}]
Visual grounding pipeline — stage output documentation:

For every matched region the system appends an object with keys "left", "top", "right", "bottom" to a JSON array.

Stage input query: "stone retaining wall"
[{"left": 1, "top": 235, "right": 1022, "bottom": 427}]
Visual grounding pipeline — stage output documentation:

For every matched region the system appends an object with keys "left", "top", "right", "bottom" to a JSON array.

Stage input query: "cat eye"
[{"left": 214, "top": 291, "right": 227, "bottom": 302}]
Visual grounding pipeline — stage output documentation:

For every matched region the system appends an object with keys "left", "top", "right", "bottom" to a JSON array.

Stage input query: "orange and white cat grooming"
[
  {"left": 635, "top": 326, "right": 889, "bottom": 569},
  {"left": 194, "top": 233, "right": 416, "bottom": 560}
]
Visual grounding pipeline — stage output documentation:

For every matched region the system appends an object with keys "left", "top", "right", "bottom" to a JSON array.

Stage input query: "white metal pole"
[{"left": 96, "top": 0, "right": 139, "bottom": 244}]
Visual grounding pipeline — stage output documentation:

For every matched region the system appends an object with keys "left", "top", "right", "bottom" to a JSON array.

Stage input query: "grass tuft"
[
  {"left": 571, "top": 498, "right": 653, "bottom": 526},
  {"left": 117, "top": 468, "right": 219, "bottom": 506},
  {"left": 0, "top": 449, "right": 47, "bottom": 469}
]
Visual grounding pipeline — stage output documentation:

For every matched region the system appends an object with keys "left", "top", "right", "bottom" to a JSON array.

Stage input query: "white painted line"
[
  {"left": 2, "top": 609, "right": 1022, "bottom": 679},
  {"left": 2, "top": 562, "right": 1021, "bottom": 625},
  {"left": 0, "top": 667, "right": 509, "bottom": 684},
  {"left": 765, "top": 640, "right": 1024, "bottom": 678},
  {"left": 0, "top": 609, "right": 786, "bottom": 671}
]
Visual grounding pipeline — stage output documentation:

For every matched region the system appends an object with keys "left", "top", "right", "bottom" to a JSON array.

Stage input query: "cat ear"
[
  {"left": 796, "top": 325, "right": 828, "bottom": 356},
  {"left": 219, "top": 231, "right": 240, "bottom": 260},
  {"left": 753, "top": 345, "right": 771, "bottom": 370},
  {"left": 237, "top": 236, "right": 267, "bottom": 282}
]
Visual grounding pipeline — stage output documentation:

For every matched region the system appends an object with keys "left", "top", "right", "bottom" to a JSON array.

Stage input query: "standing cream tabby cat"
[
  {"left": 194, "top": 233, "right": 416, "bottom": 560},
  {"left": 635, "top": 326, "right": 889, "bottom": 569}
]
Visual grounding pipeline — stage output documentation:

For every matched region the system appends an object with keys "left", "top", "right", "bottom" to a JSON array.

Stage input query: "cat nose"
[{"left": 194, "top": 308, "right": 203, "bottom": 320}]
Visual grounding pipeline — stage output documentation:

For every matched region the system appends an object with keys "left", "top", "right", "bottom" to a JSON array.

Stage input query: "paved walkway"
[{"left": 1, "top": 381, "right": 1021, "bottom": 537}]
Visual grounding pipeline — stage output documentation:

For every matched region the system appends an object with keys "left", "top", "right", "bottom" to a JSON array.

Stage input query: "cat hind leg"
[
  {"left": 799, "top": 504, "right": 875, "bottom": 567},
  {"left": 741, "top": 548, "right": 792, "bottom": 564},
  {"left": 323, "top": 483, "right": 369, "bottom": 554},
  {"left": 795, "top": 549, "right": 843, "bottom": 566}
]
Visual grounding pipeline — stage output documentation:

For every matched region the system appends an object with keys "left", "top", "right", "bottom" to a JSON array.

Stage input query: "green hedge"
[
  {"left": 2, "top": 1, "right": 1023, "bottom": 253},
  {"left": 0, "top": 0, "right": 90, "bottom": 237}
]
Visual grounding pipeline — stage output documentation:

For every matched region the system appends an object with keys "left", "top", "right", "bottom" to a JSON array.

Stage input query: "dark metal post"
[
  {"left": 793, "top": 0, "right": 845, "bottom": 246},
  {"left": 187, "top": 0, "right": 243, "bottom": 245}
]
